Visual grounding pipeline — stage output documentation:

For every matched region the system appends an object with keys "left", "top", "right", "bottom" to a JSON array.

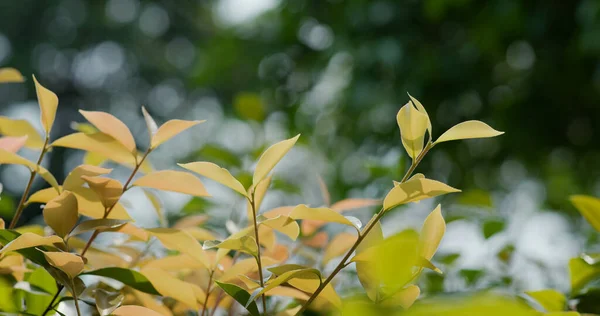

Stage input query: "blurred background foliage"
[{"left": 1, "top": 0, "right": 600, "bottom": 302}]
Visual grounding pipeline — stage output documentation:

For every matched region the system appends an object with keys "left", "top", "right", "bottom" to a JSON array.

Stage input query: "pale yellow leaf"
[
  {"left": 141, "top": 254, "right": 205, "bottom": 271},
  {"left": 355, "top": 221, "right": 383, "bottom": 301},
  {"left": 81, "top": 176, "right": 123, "bottom": 209},
  {"left": 141, "top": 267, "right": 199, "bottom": 309},
  {"left": 33, "top": 75, "right": 58, "bottom": 135},
  {"left": 51, "top": 132, "right": 137, "bottom": 168},
  {"left": 130, "top": 290, "right": 173, "bottom": 316},
  {"left": 42, "top": 251, "right": 84, "bottom": 279},
  {"left": 525, "top": 289, "right": 566, "bottom": 312},
  {"left": 182, "top": 227, "right": 217, "bottom": 241},
  {"left": 151, "top": 119, "right": 205, "bottom": 149},
  {"left": 267, "top": 286, "right": 310, "bottom": 301},
  {"left": 43, "top": 191, "right": 79, "bottom": 238},
  {"left": 0, "top": 117, "right": 44, "bottom": 148},
  {"left": 289, "top": 204, "right": 359, "bottom": 231},
  {"left": 253, "top": 134, "right": 300, "bottom": 185},
  {"left": 218, "top": 257, "right": 279, "bottom": 283},
  {"left": 288, "top": 278, "right": 342, "bottom": 308},
  {"left": 397, "top": 101, "right": 429, "bottom": 159},
  {"left": 79, "top": 110, "right": 137, "bottom": 154},
  {"left": 0, "top": 149, "right": 59, "bottom": 190},
  {"left": 172, "top": 215, "right": 208, "bottom": 229},
  {"left": 381, "top": 284, "right": 420, "bottom": 309},
  {"left": 419, "top": 205, "right": 445, "bottom": 260},
  {"left": 110, "top": 223, "right": 149, "bottom": 241},
  {"left": 247, "top": 175, "right": 272, "bottom": 222},
  {"left": 0, "top": 68, "right": 24, "bottom": 83},
  {"left": 383, "top": 177, "right": 460, "bottom": 211},
  {"left": 112, "top": 305, "right": 164, "bottom": 316},
  {"left": 0, "top": 136, "right": 28, "bottom": 153},
  {"left": 63, "top": 165, "right": 112, "bottom": 191},
  {"left": 133, "top": 170, "right": 210, "bottom": 197},
  {"left": 435, "top": 120, "right": 504, "bottom": 144},
  {"left": 178, "top": 161, "right": 247, "bottom": 197},
  {"left": 260, "top": 215, "right": 300, "bottom": 241},
  {"left": 83, "top": 151, "right": 107, "bottom": 166},
  {"left": 0, "top": 233, "right": 64, "bottom": 255},
  {"left": 570, "top": 195, "right": 600, "bottom": 232},
  {"left": 330, "top": 198, "right": 380, "bottom": 212},
  {"left": 203, "top": 236, "right": 258, "bottom": 256},
  {"left": 408, "top": 93, "right": 432, "bottom": 139},
  {"left": 141, "top": 106, "right": 159, "bottom": 140},
  {"left": 146, "top": 228, "right": 210, "bottom": 268},
  {"left": 72, "top": 187, "right": 131, "bottom": 220},
  {"left": 27, "top": 187, "right": 59, "bottom": 204},
  {"left": 323, "top": 232, "right": 357, "bottom": 265}
]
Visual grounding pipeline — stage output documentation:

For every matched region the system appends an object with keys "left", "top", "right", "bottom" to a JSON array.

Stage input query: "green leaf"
[
  {"left": 570, "top": 257, "right": 600, "bottom": 294},
  {"left": 214, "top": 281, "right": 259, "bottom": 316},
  {"left": 483, "top": 220, "right": 505, "bottom": 239},
  {"left": 82, "top": 268, "right": 160, "bottom": 295},
  {"left": 524, "top": 289, "right": 566, "bottom": 312},
  {"left": 24, "top": 268, "right": 57, "bottom": 315},
  {"left": 570, "top": 195, "right": 600, "bottom": 232},
  {"left": 69, "top": 219, "right": 129, "bottom": 237}
]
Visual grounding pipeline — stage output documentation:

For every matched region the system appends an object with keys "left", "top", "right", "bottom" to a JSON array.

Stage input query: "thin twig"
[
  {"left": 248, "top": 191, "right": 267, "bottom": 314},
  {"left": 71, "top": 280, "right": 82, "bottom": 316},
  {"left": 200, "top": 269, "right": 216, "bottom": 316}
]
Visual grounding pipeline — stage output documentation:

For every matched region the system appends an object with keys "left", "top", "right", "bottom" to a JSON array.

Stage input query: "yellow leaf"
[
  {"left": 51, "top": 132, "right": 137, "bottom": 168},
  {"left": 172, "top": 215, "right": 209, "bottom": 229},
  {"left": 146, "top": 228, "right": 210, "bottom": 268},
  {"left": 0, "top": 136, "right": 28, "bottom": 153},
  {"left": 402, "top": 293, "right": 538, "bottom": 316},
  {"left": 110, "top": 223, "right": 149, "bottom": 241},
  {"left": 42, "top": 251, "right": 84, "bottom": 278},
  {"left": 141, "top": 106, "right": 159, "bottom": 140},
  {"left": 383, "top": 177, "right": 460, "bottom": 211},
  {"left": 288, "top": 278, "right": 342, "bottom": 308},
  {"left": 63, "top": 165, "right": 113, "bottom": 191},
  {"left": 247, "top": 175, "right": 272, "bottom": 222},
  {"left": 218, "top": 257, "right": 279, "bottom": 283},
  {"left": 355, "top": 221, "right": 383, "bottom": 301},
  {"left": 260, "top": 215, "right": 300, "bottom": 241},
  {"left": 27, "top": 187, "right": 58, "bottom": 204},
  {"left": 382, "top": 284, "right": 420, "bottom": 309},
  {"left": 112, "top": 305, "right": 164, "bottom": 316},
  {"left": 0, "top": 68, "right": 24, "bottom": 83},
  {"left": 570, "top": 195, "right": 600, "bottom": 232},
  {"left": 419, "top": 205, "right": 445, "bottom": 261},
  {"left": 178, "top": 161, "right": 247, "bottom": 197},
  {"left": 73, "top": 188, "right": 131, "bottom": 220},
  {"left": 81, "top": 176, "right": 123, "bottom": 209},
  {"left": 141, "top": 254, "right": 205, "bottom": 271},
  {"left": 253, "top": 134, "right": 300, "bottom": 185},
  {"left": 525, "top": 289, "right": 566, "bottom": 312},
  {"left": 43, "top": 191, "right": 79, "bottom": 238},
  {"left": 143, "top": 189, "right": 165, "bottom": 227},
  {"left": 32, "top": 75, "right": 58, "bottom": 135},
  {"left": 83, "top": 151, "right": 107, "bottom": 166},
  {"left": 203, "top": 236, "right": 258, "bottom": 256},
  {"left": 397, "top": 101, "right": 429, "bottom": 159},
  {"left": 133, "top": 170, "right": 210, "bottom": 197},
  {"left": 434, "top": 120, "right": 504, "bottom": 144},
  {"left": 323, "top": 233, "right": 357, "bottom": 265},
  {"left": 0, "top": 149, "right": 59, "bottom": 190},
  {"left": 141, "top": 267, "right": 199, "bottom": 309},
  {"left": 0, "top": 117, "right": 44, "bottom": 149},
  {"left": 151, "top": 119, "right": 205, "bottom": 149},
  {"left": 330, "top": 198, "right": 380, "bottom": 212},
  {"left": 569, "top": 257, "right": 600, "bottom": 293},
  {"left": 0, "top": 218, "right": 4, "bottom": 229},
  {"left": 267, "top": 286, "right": 310, "bottom": 301},
  {"left": 183, "top": 227, "right": 217, "bottom": 241},
  {"left": 289, "top": 204, "right": 360, "bottom": 231},
  {"left": 79, "top": 110, "right": 137, "bottom": 155},
  {"left": 407, "top": 93, "right": 432, "bottom": 140},
  {"left": 0, "top": 233, "right": 64, "bottom": 255}
]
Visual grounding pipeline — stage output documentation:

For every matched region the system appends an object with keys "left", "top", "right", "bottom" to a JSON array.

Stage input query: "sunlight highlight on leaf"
[
  {"left": 434, "top": 120, "right": 504, "bottom": 144},
  {"left": 383, "top": 177, "right": 460, "bottom": 211}
]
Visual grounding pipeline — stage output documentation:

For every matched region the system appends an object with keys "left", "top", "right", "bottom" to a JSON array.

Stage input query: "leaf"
[
  {"left": 43, "top": 191, "right": 79, "bottom": 238},
  {"left": 0, "top": 68, "right": 24, "bottom": 83},
  {"left": 383, "top": 177, "right": 460, "bottom": 211},
  {"left": 112, "top": 305, "right": 164, "bottom": 316},
  {"left": 382, "top": 284, "right": 420, "bottom": 309},
  {"left": 525, "top": 289, "right": 566, "bottom": 312},
  {"left": 95, "top": 288, "right": 124, "bottom": 316},
  {"left": 570, "top": 258, "right": 600, "bottom": 294},
  {"left": 0, "top": 233, "right": 64, "bottom": 255},
  {"left": 570, "top": 195, "right": 600, "bottom": 232},
  {"left": 0, "top": 149, "right": 60, "bottom": 190},
  {"left": 215, "top": 281, "right": 260, "bottom": 316},
  {"left": 0, "top": 136, "right": 28, "bottom": 153},
  {"left": 24, "top": 267, "right": 57, "bottom": 315},
  {"left": 248, "top": 268, "right": 321, "bottom": 305},
  {"left": 330, "top": 198, "right": 380, "bottom": 212},
  {"left": 151, "top": 119, "right": 205, "bottom": 149},
  {"left": 81, "top": 176, "right": 123, "bottom": 209},
  {"left": 218, "top": 257, "right": 279, "bottom": 283},
  {"left": 203, "top": 236, "right": 258, "bottom": 256},
  {"left": 178, "top": 161, "right": 247, "bottom": 197},
  {"left": 434, "top": 120, "right": 504, "bottom": 144},
  {"left": 41, "top": 251, "right": 84, "bottom": 279},
  {"left": 33, "top": 75, "right": 59, "bottom": 135},
  {"left": 79, "top": 110, "right": 137, "bottom": 155},
  {"left": 133, "top": 170, "right": 210, "bottom": 197},
  {"left": 141, "top": 106, "right": 159, "bottom": 140},
  {"left": 253, "top": 134, "right": 300, "bottom": 185},
  {"left": 419, "top": 205, "right": 445, "bottom": 261},
  {"left": 72, "top": 188, "right": 131, "bottom": 220},
  {"left": 51, "top": 132, "right": 137, "bottom": 168},
  {"left": 69, "top": 219, "right": 129, "bottom": 237},
  {"left": 323, "top": 233, "right": 357, "bottom": 265},
  {"left": 289, "top": 204, "right": 360, "bottom": 231},
  {"left": 63, "top": 165, "right": 113, "bottom": 191},
  {"left": 259, "top": 215, "right": 300, "bottom": 241},
  {"left": 82, "top": 267, "right": 159, "bottom": 295},
  {"left": 287, "top": 278, "right": 342, "bottom": 308},
  {"left": 408, "top": 93, "right": 432, "bottom": 139},
  {"left": 141, "top": 267, "right": 199, "bottom": 309},
  {"left": 483, "top": 220, "right": 505, "bottom": 239},
  {"left": 141, "top": 254, "right": 204, "bottom": 271},
  {"left": 356, "top": 221, "right": 383, "bottom": 301},
  {"left": 397, "top": 101, "right": 429, "bottom": 159},
  {"left": 143, "top": 189, "right": 165, "bottom": 227},
  {"left": 402, "top": 293, "right": 537, "bottom": 316},
  {"left": 0, "top": 117, "right": 44, "bottom": 149},
  {"left": 146, "top": 228, "right": 210, "bottom": 268}
]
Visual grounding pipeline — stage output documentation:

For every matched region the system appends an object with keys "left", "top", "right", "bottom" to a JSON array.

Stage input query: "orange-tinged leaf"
[
  {"left": 253, "top": 134, "right": 300, "bottom": 185},
  {"left": 63, "top": 165, "right": 112, "bottom": 191},
  {"left": 289, "top": 204, "right": 359, "bottom": 231},
  {"left": 0, "top": 149, "right": 59, "bottom": 190},
  {"left": 435, "top": 120, "right": 504, "bottom": 144},
  {"left": 397, "top": 101, "right": 429, "bottom": 159},
  {"left": 0, "top": 67, "right": 24, "bottom": 83},
  {"left": 130, "top": 290, "right": 174, "bottom": 316},
  {"left": 179, "top": 161, "right": 247, "bottom": 197},
  {"left": 383, "top": 177, "right": 460, "bottom": 211},
  {"left": 381, "top": 284, "right": 420, "bottom": 308},
  {"left": 151, "top": 119, "right": 205, "bottom": 149},
  {"left": 42, "top": 251, "right": 84, "bottom": 278},
  {"left": 419, "top": 205, "right": 445, "bottom": 261},
  {"left": 323, "top": 233, "right": 357, "bottom": 265},
  {"left": 43, "top": 191, "right": 79, "bottom": 238},
  {"left": 133, "top": 170, "right": 210, "bottom": 197},
  {"left": 81, "top": 176, "right": 123, "bottom": 209},
  {"left": 303, "top": 231, "right": 328, "bottom": 248},
  {"left": 183, "top": 227, "right": 217, "bottom": 241},
  {"left": 0, "top": 233, "right": 64, "bottom": 255},
  {"left": 317, "top": 175, "right": 331, "bottom": 206},
  {"left": 146, "top": 228, "right": 210, "bottom": 268},
  {"left": 51, "top": 132, "right": 137, "bottom": 168},
  {"left": 0, "top": 136, "right": 28, "bottom": 153},
  {"left": 112, "top": 305, "right": 164, "bottom": 316},
  {"left": 33, "top": 75, "right": 58, "bottom": 135},
  {"left": 0, "top": 117, "right": 44, "bottom": 148},
  {"left": 141, "top": 267, "right": 199, "bottom": 309},
  {"left": 79, "top": 110, "right": 137, "bottom": 154}
]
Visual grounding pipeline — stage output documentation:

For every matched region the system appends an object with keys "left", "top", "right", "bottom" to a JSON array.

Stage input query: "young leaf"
[
  {"left": 434, "top": 120, "right": 504, "bottom": 144},
  {"left": 0, "top": 117, "right": 44, "bottom": 148},
  {"left": 203, "top": 236, "right": 258, "bottom": 256},
  {"left": 141, "top": 267, "right": 199, "bottom": 309},
  {"left": 0, "top": 67, "right": 24, "bottom": 83},
  {"left": 33, "top": 75, "right": 58, "bottom": 135},
  {"left": 141, "top": 106, "right": 159, "bottom": 140},
  {"left": 381, "top": 284, "right": 420, "bottom": 309},
  {"left": 0, "top": 233, "right": 64, "bottom": 255},
  {"left": 69, "top": 219, "right": 129, "bottom": 237},
  {"left": 63, "top": 165, "right": 113, "bottom": 191},
  {"left": 259, "top": 215, "right": 300, "bottom": 241},
  {"left": 570, "top": 195, "right": 600, "bottom": 232},
  {"left": 323, "top": 233, "right": 358, "bottom": 265},
  {"left": 289, "top": 204, "right": 360, "bottom": 232},
  {"left": 178, "top": 161, "right": 248, "bottom": 197},
  {"left": 396, "top": 101, "right": 429, "bottom": 159},
  {"left": 253, "top": 134, "right": 300, "bottom": 186},
  {"left": 82, "top": 267, "right": 159, "bottom": 295},
  {"left": 112, "top": 305, "right": 164, "bottom": 316},
  {"left": 41, "top": 251, "right": 84, "bottom": 279},
  {"left": 151, "top": 119, "right": 205, "bottom": 149},
  {"left": 419, "top": 205, "right": 445, "bottom": 261},
  {"left": 132, "top": 170, "right": 210, "bottom": 197},
  {"left": 383, "top": 177, "right": 460, "bottom": 211},
  {"left": 525, "top": 289, "right": 566, "bottom": 312},
  {"left": 407, "top": 93, "right": 432, "bottom": 139},
  {"left": 43, "top": 191, "right": 79, "bottom": 238},
  {"left": 146, "top": 228, "right": 210, "bottom": 268},
  {"left": 0, "top": 136, "right": 28, "bottom": 153},
  {"left": 0, "top": 149, "right": 60, "bottom": 190},
  {"left": 81, "top": 176, "right": 123, "bottom": 209},
  {"left": 247, "top": 268, "right": 321, "bottom": 305},
  {"left": 79, "top": 110, "right": 137, "bottom": 155},
  {"left": 51, "top": 132, "right": 137, "bottom": 168},
  {"left": 214, "top": 281, "right": 260, "bottom": 316}
]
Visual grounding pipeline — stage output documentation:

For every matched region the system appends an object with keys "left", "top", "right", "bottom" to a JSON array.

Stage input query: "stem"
[
  {"left": 294, "top": 143, "right": 433, "bottom": 315},
  {"left": 71, "top": 280, "right": 82, "bottom": 316},
  {"left": 41, "top": 285, "right": 63, "bottom": 316},
  {"left": 248, "top": 192, "right": 267, "bottom": 314},
  {"left": 81, "top": 148, "right": 151, "bottom": 257},
  {"left": 200, "top": 269, "right": 215, "bottom": 316},
  {"left": 9, "top": 137, "right": 50, "bottom": 229}
]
